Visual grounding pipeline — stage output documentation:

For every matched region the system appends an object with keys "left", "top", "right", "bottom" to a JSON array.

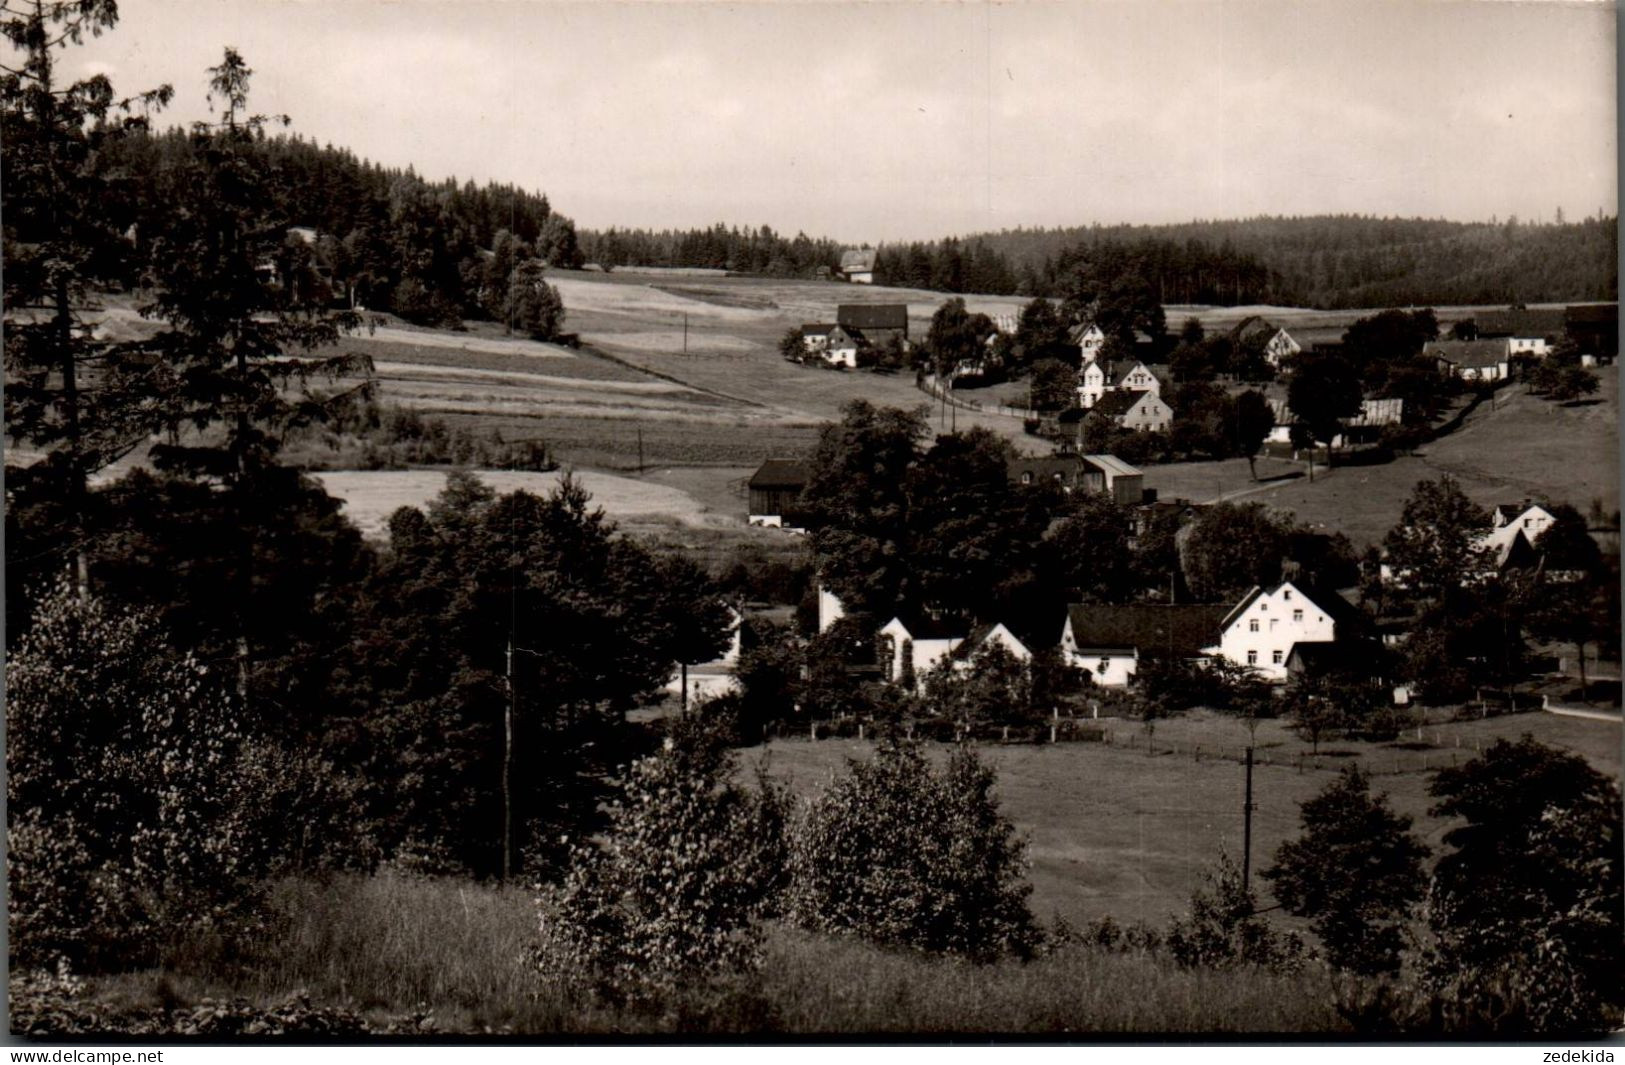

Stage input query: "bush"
[
  {"left": 785, "top": 741, "right": 1040, "bottom": 960},
  {"left": 535, "top": 719, "right": 790, "bottom": 1001},
  {"left": 7, "top": 583, "right": 276, "bottom": 971},
  {"left": 1165, "top": 853, "right": 1305, "bottom": 972}
]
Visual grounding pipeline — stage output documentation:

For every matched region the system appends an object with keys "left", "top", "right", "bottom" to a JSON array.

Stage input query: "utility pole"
[
  {"left": 503, "top": 639, "right": 515, "bottom": 880},
  {"left": 636, "top": 426, "right": 644, "bottom": 472},
  {"left": 1241, "top": 745, "right": 1256, "bottom": 891}
]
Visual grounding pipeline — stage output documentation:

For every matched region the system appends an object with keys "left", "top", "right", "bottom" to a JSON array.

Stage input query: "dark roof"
[
  {"left": 748, "top": 459, "right": 809, "bottom": 490},
  {"left": 838, "top": 304, "right": 909, "bottom": 330},
  {"left": 1285, "top": 641, "right": 1356, "bottom": 675},
  {"left": 1565, "top": 303, "right": 1618, "bottom": 325},
  {"left": 1088, "top": 390, "right": 1153, "bottom": 419},
  {"left": 1475, "top": 308, "right": 1566, "bottom": 338},
  {"left": 1064, "top": 603, "right": 1230, "bottom": 659},
  {"left": 1008, "top": 456, "right": 1079, "bottom": 483},
  {"left": 1424, "top": 339, "right": 1509, "bottom": 369},
  {"left": 802, "top": 322, "right": 838, "bottom": 334}
]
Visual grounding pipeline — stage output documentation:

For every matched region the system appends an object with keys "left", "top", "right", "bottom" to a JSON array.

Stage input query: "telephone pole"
[
  {"left": 503, "top": 639, "right": 515, "bottom": 880},
  {"left": 1241, "top": 745, "right": 1256, "bottom": 891}
]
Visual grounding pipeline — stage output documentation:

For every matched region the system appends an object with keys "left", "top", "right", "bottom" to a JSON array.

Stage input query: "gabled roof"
[
  {"left": 1064, "top": 603, "right": 1230, "bottom": 658},
  {"left": 1081, "top": 453, "right": 1141, "bottom": 478},
  {"left": 840, "top": 248, "right": 876, "bottom": 271},
  {"left": 802, "top": 322, "right": 838, "bottom": 335},
  {"left": 1492, "top": 500, "right": 1550, "bottom": 526},
  {"left": 748, "top": 459, "right": 809, "bottom": 490},
  {"left": 1475, "top": 308, "right": 1566, "bottom": 339},
  {"left": 955, "top": 621, "right": 1032, "bottom": 660},
  {"left": 1089, "top": 389, "right": 1155, "bottom": 419},
  {"left": 1218, "top": 581, "right": 1349, "bottom": 633},
  {"left": 838, "top": 303, "right": 908, "bottom": 330},
  {"left": 881, "top": 614, "right": 965, "bottom": 641},
  {"left": 1424, "top": 339, "right": 1511, "bottom": 369}
]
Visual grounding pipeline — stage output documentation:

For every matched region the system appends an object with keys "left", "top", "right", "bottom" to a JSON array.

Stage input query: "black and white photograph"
[{"left": 3, "top": 0, "right": 1620, "bottom": 1044}]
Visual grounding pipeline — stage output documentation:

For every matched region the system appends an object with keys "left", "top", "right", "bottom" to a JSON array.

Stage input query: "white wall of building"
[{"left": 1213, "top": 582, "right": 1335, "bottom": 681}]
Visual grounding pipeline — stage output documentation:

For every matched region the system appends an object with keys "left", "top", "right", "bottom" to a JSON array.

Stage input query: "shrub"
[
  {"left": 1165, "top": 853, "right": 1305, "bottom": 972},
  {"left": 785, "top": 741, "right": 1040, "bottom": 960},
  {"left": 7, "top": 583, "right": 275, "bottom": 971},
  {"left": 535, "top": 719, "right": 790, "bottom": 1000}
]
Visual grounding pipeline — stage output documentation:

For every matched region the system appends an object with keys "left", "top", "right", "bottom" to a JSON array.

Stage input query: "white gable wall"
[
  {"left": 1214, "top": 582, "right": 1335, "bottom": 681},
  {"left": 1059, "top": 617, "right": 1138, "bottom": 686}
]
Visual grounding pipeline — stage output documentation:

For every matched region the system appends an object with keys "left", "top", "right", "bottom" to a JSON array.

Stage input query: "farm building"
[
  {"left": 1266, "top": 397, "right": 1403, "bottom": 446},
  {"left": 1080, "top": 453, "right": 1145, "bottom": 505},
  {"left": 840, "top": 248, "right": 876, "bottom": 284},
  {"left": 956, "top": 622, "right": 1032, "bottom": 666},
  {"left": 1565, "top": 303, "right": 1618, "bottom": 359},
  {"left": 879, "top": 615, "right": 965, "bottom": 684},
  {"left": 747, "top": 459, "right": 809, "bottom": 528},
  {"left": 1474, "top": 307, "right": 1566, "bottom": 355},
  {"left": 1425, "top": 338, "right": 1512, "bottom": 381},
  {"left": 837, "top": 303, "right": 908, "bottom": 346},
  {"left": 1080, "top": 389, "right": 1172, "bottom": 433},
  {"left": 1212, "top": 582, "right": 1339, "bottom": 682},
  {"left": 1071, "top": 323, "right": 1108, "bottom": 360}
]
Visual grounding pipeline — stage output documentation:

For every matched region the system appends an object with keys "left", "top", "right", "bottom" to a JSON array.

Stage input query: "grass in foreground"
[{"left": 56, "top": 870, "right": 1345, "bottom": 1035}]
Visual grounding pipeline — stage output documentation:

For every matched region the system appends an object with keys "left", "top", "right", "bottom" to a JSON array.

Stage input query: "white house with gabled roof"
[{"left": 1212, "top": 581, "right": 1337, "bottom": 681}]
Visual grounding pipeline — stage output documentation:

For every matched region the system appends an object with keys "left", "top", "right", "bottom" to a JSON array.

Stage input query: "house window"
[
  {"left": 1293, "top": 609, "right": 1303, "bottom": 623},
  {"left": 1247, "top": 650, "right": 1258, "bottom": 665},
  {"left": 1272, "top": 650, "right": 1284, "bottom": 665},
  {"left": 1249, "top": 619, "right": 1259, "bottom": 633},
  {"left": 1283, "top": 589, "right": 1292, "bottom": 600},
  {"left": 1098, "top": 658, "right": 1111, "bottom": 677},
  {"left": 1021, "top": 472, "right": 1032, "bottom": 484}
]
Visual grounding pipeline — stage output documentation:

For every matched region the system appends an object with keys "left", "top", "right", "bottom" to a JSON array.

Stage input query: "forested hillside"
[
  {"left": 966, "top": 215, "right": 1619, "bottom": 308},
  {"left": 98, "top": 128, "right": 583, "bottom": 323},
  {"left": 579, "top": 215, "right": 1617, "bottom": 310}
]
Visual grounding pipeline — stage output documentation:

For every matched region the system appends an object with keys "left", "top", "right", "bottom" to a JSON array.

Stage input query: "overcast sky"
[{"left": 73, "top": 0, "right": 1617, "bottom": 243}]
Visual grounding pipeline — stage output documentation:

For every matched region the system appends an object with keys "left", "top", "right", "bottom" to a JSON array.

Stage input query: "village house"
[
  {"left": 1266, "top": 397, "right": 1404, "bottom": 447},
  {"left": 747, "top": 459, "right": 809, "bottom": 529},
  {"left": 799, "top": 323, "right": 866, "bottom": 367},
  {"left": 1474, "top": 308, "right": 1567, "bottom": 356},
  {"left": 840, "top": 248, "right": 876, "bottom": 284},
  {"left": 1076, "top": 355, "right": 1162, "bottom": 408},
  {"left": 1263, "top": 327, "right": 1302, "bottom": 368},
  {"left": 1081, "top": 389, "right": 1173, "bottom": 434},
  {"left": 837, "top": 303, "right": 909, "bottom": 347},
  {"left": 1425, "top": 338, "right": 1512, "bottom": 382},
  {"left": 665, "top": 605, "right": 743, "bottom": 703},
  {"left": 1059, "top": 603, "right": 1231, "bottom": 686},
  {"left": 879, "top": 616, "right": 1033, "bottom": 686},
  {"left": 1479, "top": 501, "right": 1556, "bottom": 570},
  {"left": 1059, "top": 580, "right": 1344, "bottom": 685},
  {"left": 1071, "top": 323, "right": 1108, "bottom": 361}
]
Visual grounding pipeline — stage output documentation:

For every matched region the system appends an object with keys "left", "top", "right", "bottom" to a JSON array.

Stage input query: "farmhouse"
[
  {"left": 1059, "top": 603, "right": 1230, "bottom": 686},
  {"left": 1071, "top": 323, "right": 1107, "bottom": 360},
  {"left": 837, "top": 303, "right": 909, "bottom": 347},
  {"left": 840, "top": 248, "right": 876, "bottom": 285},
  {"left": 1060, "top": 580, "right": 1344, "bottom": 685},
  {"left": 1081, "top": 389, "right": 1173, "bottom": 433},
  {"left": 956, "top": 622, "right": 1033, "bottom": 666},
  {"left": 1425, "top": 338, "right": 1512, "bottom": 382},
  {"left": 1475, "top": 308, "right": 1566, "bottom": 356},
  {"left": 1212, "top": 581, "right": 1338, "bottom": 682},
  {"left": 747, "top": 459, "right": 809, "bottom": 529},
  {"left": 1479, "top": 501, "right": 1555, "bottom": 569}
]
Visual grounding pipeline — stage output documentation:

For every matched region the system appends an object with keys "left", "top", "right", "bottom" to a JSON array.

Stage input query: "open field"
[
  {"left": 1137, "top": 368, "right": 1619, "bottom": 547},
  {"left": 310, "top": 468, "right": 736, "bottom": 539},
  {"left": 749, "top": 707, "right": 1620, "bottom": 930}
]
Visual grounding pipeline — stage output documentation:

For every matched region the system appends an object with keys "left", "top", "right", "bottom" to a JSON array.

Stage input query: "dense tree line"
[
  {"left": 577, "top": 223, "right": 846, "bottom": 277},
  {"left": 87, "top": 119, "right": 580, "bottom": 325},
  {"left": 964, "top": 215, "right": 1618, "bottom": 308}
]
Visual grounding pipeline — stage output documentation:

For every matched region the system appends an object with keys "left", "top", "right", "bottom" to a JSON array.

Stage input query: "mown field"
[{"left": 748, "top": 707, "right": 1620, "bottom": 930}]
